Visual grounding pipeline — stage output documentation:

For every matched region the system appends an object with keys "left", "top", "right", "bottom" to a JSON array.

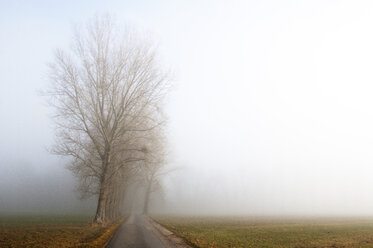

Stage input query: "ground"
[
  {"left": 5, "top": 214, "right": 373, "bottom": 248},
  {"left": 106, "top": 215, "right": 170, "bottom": 248},
  {"left": 0, "top": 214, "right": 121, "bottom": 248},
  {"left": 154, "top": 216, "right": 373, "bottom": 248}
]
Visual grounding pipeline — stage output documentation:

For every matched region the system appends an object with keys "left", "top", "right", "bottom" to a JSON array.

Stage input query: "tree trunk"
[
  {"left": 94, "top": 157, "right": 110, "bottom": 224},
  {"left": 105, "top": 188, "right": 112, "bottom": 221},
  {"left": 108, "top": 185, "right": 116, "bottom": 220},
  {"left": 143, "top": 181, "right": 152, "bottom": 215},
  {"left": 94, "top": 184, "right": 107, "bottom": 224}
]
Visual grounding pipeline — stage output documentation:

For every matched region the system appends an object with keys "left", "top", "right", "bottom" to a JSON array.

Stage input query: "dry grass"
[
  {"left": 0, "top": 214, "right": 123, "bottom": 248},
  {"left": 154, "top": 216, "right": 373, "bottom": 248}
]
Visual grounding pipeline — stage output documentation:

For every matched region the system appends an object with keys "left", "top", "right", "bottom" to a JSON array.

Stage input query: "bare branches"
[{"left": 47, "top": 15, "right": 169, "bottom": 224}]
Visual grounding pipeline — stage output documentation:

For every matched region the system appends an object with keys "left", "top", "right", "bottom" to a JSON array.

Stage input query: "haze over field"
[{"left": 2, "top": 0, "right": 373, "bottom": 216}]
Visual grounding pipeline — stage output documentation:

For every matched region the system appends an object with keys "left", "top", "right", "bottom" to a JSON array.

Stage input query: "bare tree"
[
  {"left": 132, "top": 128, "right": 173, "bottom": 215},
  {"left": 47, "top": 15, "right": 168, "bottom": 224}
]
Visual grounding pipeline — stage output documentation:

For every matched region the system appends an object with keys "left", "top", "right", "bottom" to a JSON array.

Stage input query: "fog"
[{"left": 2, "top": 0, "right": 373, "bottom": 216}]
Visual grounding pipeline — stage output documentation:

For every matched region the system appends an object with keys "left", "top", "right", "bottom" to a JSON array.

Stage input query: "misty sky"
[{"left": 2, "top": 0, "right": 373, "bottom": 215}]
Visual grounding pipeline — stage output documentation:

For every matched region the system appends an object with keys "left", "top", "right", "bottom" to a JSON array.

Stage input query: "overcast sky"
[{"left": 2, "top": 0, "right": 373, "bottom": 215}]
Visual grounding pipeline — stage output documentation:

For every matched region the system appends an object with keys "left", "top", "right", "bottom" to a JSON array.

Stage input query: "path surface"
[{"left": 106, "top": 215, "right": 169, "bottom": 248}]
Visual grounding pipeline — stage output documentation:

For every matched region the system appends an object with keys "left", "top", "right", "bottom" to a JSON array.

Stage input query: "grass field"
[
  {"left": 154, "top": 216, "right": 373, "bottom": 248},
  {"left": 0, "top": 214, "right": 121, "bottom": 248}
]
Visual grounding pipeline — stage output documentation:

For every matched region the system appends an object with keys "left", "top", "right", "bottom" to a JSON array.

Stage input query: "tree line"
[{"left": 47, "top": 15, "right": 169, "bottom": 224}]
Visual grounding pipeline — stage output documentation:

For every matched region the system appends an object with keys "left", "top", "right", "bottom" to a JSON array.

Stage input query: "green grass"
[
  {"left": 0, "top": 214, "right": 92, "bottom": 227},
  {"left": 154, "top": 216, "right": 373, "bottom": 248},
  {"left": 0, "top": 214, "right": 121, "bottom": 248}
]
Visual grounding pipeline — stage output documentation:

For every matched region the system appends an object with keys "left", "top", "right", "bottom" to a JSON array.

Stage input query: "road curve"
[{"left": 106, "top": 215, "right": 167, "bottom": 248}]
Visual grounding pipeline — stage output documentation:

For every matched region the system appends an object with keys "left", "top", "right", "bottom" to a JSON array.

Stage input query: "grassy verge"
[
  {"left": 0, "top": 214, "right": 123, "bottom": 248},
  {"left": 154, "top": 216, "right": 373, "bottom": 248}
]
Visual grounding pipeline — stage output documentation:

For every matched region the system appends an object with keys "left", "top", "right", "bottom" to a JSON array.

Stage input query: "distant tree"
[
  {"left": 134, "top": 129, "right": 179, "bottom": 215},
  {"left": 141, "top": 132, "right": 166, "bottom": 215},
  {"left": 47, "top": 15, "right": 168, "bottom": 224}
]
